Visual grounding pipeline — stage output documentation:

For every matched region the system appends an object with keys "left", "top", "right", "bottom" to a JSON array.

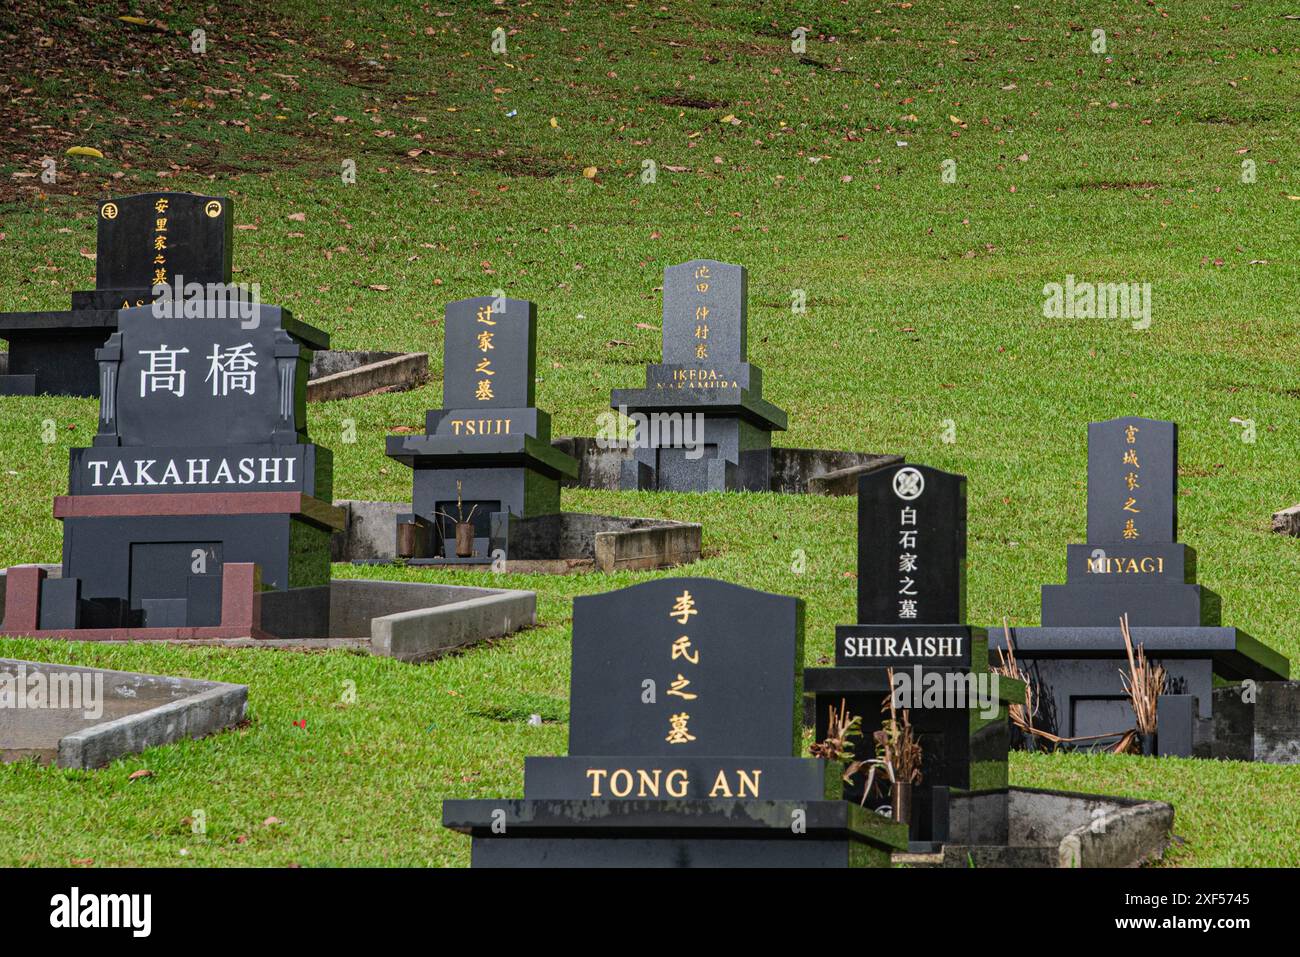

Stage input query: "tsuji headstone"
[
  {"left": 385, "top": 296, "right": 576, "bottom": 561},
  {"left": 441, "top": 296, "right": 536, "bottom": 409}
]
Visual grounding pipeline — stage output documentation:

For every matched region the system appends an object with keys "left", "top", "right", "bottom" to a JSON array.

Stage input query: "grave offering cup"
[
  {"left": 804, "top": 464, "right": 1024, "bottom": 850},
  {"left": 385, "top": 297, "right": 578, "bottom": 563},
  {"left": 610, "top": 260, "right": 787, "bottom": 492},
  {"left": 443, "top": 577, "right": 907, "bottom": 867},
  {"left": 0, "top": 193, "right": 234, "bottom": 397},
  {"left": 988, "top": 417, "right": 1289, "bottom": 757}
]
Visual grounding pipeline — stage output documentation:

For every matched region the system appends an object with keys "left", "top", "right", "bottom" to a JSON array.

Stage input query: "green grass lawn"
[{"left": 1, "top": 0, "right": 1298, "bottom": 866}]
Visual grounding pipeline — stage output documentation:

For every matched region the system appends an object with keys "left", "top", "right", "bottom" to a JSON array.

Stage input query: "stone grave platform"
[
  {"left": 896, "top": 787, "right": 1174, "bottom": 868},
  {"left": 1, "top": 569, "right": 534, "bottom": 664},
  {"left": 306, "top": 349, "right": 428, "bottom": 402},
  {"left": 993, "top": 418, "right": 1290, "bottom": 757},
  {"left": 335, "top": 500, "right": 701, "bottom": 572},
  {"left": 0, "top": 657, "right": 247, "bottom": 769},
  {"left": 555, "top": 436, "right": 902, "bottom": 496}
]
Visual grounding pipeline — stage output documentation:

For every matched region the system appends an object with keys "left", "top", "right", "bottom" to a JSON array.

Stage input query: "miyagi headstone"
[
  {"left": 384, "top": 296, "right": 576, "bottom": 561},
  {"left": 442, "top": 578, "right": 907, "bottom": 867},
  {"left": 990, "top": 417, "right": 1289, "bottom": 754},
  {"left": 804, "top": 463, "right": 1017, "bottom": 848},
  {"left": 610, "top": 259, "right": 787, "bottom": 492},
  {"left": 0, "top": 192, "right": 234, "bottom": 397},
  {"left": 0, "top": 297, "right": 342, "bottom": 640}
]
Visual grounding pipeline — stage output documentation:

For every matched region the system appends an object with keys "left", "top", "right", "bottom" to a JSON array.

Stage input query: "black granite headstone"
[
  {"left": 385, "top": 296, "right": 575, "bottom": 561},
  {"left": 610, "top": 259, "right": 787, "bottom": 492},
  {"left": 93, "top": 192, "right": 233, "bottom": 303},
  {"left": 568, "top": 578, "right": 803, "bottom": 757},
  {"left": 7, "top": 299, "right": 342, "bottom": 638},
  {"left": 856, "top": 464, "right": 966, "bottom": 625},
  {"left": 1086, "top": 416, "right": 1176, "bottom": 544},
  {"left": 441, "top": 296, "right": 535, "bottom": 409},
  {"left": 804, "top": 462, "right": 1018, "bottom": 849},
  {"left": 0, "top": 192, "right": 235, "bottom": 397},
  {"left": 990, "top": 417, "right": 1290, "bottom": 751},
  {"left": 442, "top": 577, "right": 907, "bottom": 867}
]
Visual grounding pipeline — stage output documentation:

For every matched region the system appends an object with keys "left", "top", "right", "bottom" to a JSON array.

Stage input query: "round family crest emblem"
[
  {"left": 100, "top": 202, "right": 118, "bottom": 220},
  {"left": 204, "top": 200, "right": 223, "bottom": 218},
  {"left": 892, "top": 467, "right": 925, "bottom": 501}
]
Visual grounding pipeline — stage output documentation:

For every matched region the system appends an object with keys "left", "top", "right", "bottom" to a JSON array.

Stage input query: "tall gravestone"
[
  {"left": 804, "top": 463, "right": 1021, "bottom": 849},
  {"left": 443, "top": 578, "right": 907, "bottom": 867},
  {"left": 610, "top": 260, "right": 787, "bottom": 492},
  {"left": 0, "top": 193, "right": 233, "bottom": 397},
  {"left": 385, "top": 296, "right": 577, "bottom": 562},
  {"left": 990, "top": 417, "right": 1289, "bottom": 755},
  {"left": 0, "top": 299, "right": 343, "bottom": 640}
]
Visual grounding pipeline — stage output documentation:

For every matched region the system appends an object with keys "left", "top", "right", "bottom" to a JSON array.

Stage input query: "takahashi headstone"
[{"left": 0, "top": 297, "right": 343, "bottom": 640}]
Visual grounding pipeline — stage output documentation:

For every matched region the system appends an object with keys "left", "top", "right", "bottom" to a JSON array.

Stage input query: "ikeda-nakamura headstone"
[
  {"left": 989, "top": 417, "right": 1289, "bottom": 757},
  {"left": 0, "top": 296, "right": 345, "bottom": 641},
  {"left": 609, "top": 260, "right": 787, "bottom": 492},
  {"left": 804, "top": 463, "right": 1022, "bottom": 849},
  {"left": 384, "top": 296, "right": 577, "bottom": 562},
  {"left": 442, "top": 578, "right": 907, "bottom": 867},
  {"left": 0, "top": 192, "right": 234, "bottom": 397}
]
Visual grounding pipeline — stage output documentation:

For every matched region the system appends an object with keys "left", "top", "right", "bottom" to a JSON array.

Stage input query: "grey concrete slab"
[{"left": 0, "top": 657, "right": 247, "bottom": 769}]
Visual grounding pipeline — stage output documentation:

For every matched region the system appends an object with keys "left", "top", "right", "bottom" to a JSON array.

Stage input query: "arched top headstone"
[
  {"left": 568, "top": 578, "right": 804, "bottom": 757},
  {"left": 95, "top": 192, "right": 233, "bottom": 292}
]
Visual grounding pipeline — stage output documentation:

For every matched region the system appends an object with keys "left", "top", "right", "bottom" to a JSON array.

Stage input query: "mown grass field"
[{"left": 0, "top": 0, "right": 1298, "bottom": 866}]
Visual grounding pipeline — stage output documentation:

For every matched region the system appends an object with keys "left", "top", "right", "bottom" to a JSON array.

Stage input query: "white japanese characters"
[{"left": 137, "top": 341, "right": 259, "bottom": 398}]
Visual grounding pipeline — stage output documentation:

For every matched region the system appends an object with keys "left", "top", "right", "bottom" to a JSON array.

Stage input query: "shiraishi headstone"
[
  {"left": 855, "top": 464, "right": 966, "bottom": 626},
  {"left": 989, "top": 417, "right": 1290, "bottom": 755},
  {"left": 385, "top": 296, "right": 576, "bottom": 562},
  {"left": 0, "top": 192, "right": 234, "bottom": 397},
  {"left": 0, "top": 298, "right": 344, "bottom": 640},
  {"left": 442, "top": 578, "right": 907, "bottom": 867},
  {"left": 609, "top": 259, "right": 787, "bottom": 493},
  {"left": 804, "top": 462, "right": 1018, "bottom": 849}
]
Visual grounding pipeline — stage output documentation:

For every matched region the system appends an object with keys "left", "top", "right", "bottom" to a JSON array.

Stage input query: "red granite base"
[{"left": 0, "top": 561, "right": 274, "bottom": 641}]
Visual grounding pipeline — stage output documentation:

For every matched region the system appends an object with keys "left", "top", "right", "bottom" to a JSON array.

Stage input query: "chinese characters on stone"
[
  {"left": 474, "top": 305, "right": 496, "bottom": 400},
  {"left": 138, "top": 343, "right": 259, "bottom": 398},
  {"left": 899, "top": 504, "right": 919, "bottom": 619},
  {"left": 692, "top": 265, "right": 710, "bottom": 361},
  {"left": 666, "top": 588, "right": 700, "bottom": 744},
  {"left": 1122, "top": 423, "right": 1141, "bottom": 540}
]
